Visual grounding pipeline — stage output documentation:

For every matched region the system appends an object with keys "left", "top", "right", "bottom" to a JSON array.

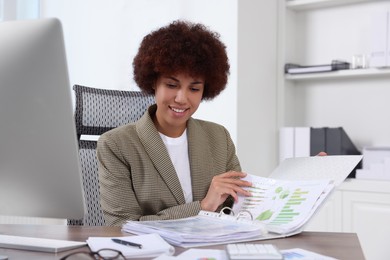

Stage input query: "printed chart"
[{"left": 232, "top": 175, "right": 332, "bottom": 234}]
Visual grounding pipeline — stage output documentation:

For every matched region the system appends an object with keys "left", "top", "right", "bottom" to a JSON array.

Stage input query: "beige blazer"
[{"left": 97, "top": 105, "right": 241, "bottom": 226}]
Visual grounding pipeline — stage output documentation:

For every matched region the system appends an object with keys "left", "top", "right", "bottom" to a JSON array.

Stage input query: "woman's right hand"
[{"left": 200, "top": 171, "right": 252, "bottom": 212}]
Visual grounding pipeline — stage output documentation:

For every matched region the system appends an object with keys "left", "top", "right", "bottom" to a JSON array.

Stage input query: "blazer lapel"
[
  {"left": 187, "top": 118, "right": 215, "bottom": 202},
  {"left": 135, "top": 105, "right": 185, "bottom": 205}
]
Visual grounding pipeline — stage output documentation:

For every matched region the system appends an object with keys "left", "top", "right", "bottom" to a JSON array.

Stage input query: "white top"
[{"left": 159, "top": 129, "right": 193, "bottom": 203}]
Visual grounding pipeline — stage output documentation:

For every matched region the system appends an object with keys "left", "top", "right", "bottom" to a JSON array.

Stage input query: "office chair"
[{"left": 67, "top": 84, "right": 155, "bottom": 226}]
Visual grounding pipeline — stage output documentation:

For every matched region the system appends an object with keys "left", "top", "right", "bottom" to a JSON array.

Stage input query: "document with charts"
[
  {"left": 232, "top": 175, "right": 333, "bottom": 235},
  {"left": 122, "top": 155, "right": 362, "bottom": 247},
  {"left": 232, "top": 155, "right": 362, "bottom": 235}
]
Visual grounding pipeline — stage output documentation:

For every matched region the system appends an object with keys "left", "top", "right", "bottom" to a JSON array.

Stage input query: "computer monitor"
[{"left": 0, "top": 18, "right": 85, "bottom": 220}]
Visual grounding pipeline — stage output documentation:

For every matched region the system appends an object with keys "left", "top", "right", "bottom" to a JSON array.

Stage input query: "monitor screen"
[{"left": 0, "top": 18, "right": 85, "bottom": 220}]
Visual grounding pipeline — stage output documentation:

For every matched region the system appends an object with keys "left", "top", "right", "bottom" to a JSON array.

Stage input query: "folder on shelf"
[
  {"left": 279, "top": 127, "right": 295, "bottom": 163},
  {"left": 325, "top": 127, "right": 359, "bottom": 155},
  {"left": 325, "top": 127, "right": 361, "bottom": 178},
  {"left": 294, "top": 127, "right": 311, "bottom": 158},
  {"left": 310, "top": 127, "right": 326, "bottom": 156},
  {"left": 285, "top": 60, "right": 350, "bottom": 74}
]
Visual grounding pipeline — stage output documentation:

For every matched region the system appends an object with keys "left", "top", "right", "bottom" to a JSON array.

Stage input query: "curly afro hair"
[{"left": 133, "top": 20, "right": 230, "bottom": 100}]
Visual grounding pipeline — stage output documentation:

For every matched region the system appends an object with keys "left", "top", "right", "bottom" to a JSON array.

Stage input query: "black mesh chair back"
[{"left": 67, "top": 85, "right": 155, "bottom": 226}]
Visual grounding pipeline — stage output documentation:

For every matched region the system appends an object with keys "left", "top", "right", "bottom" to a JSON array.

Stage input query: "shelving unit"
[
  {"left": 277, "top": 0, "right": 390, "bottom": 146},
  {"left": 285, "top": 67, "right": 390, "bottom": 81},
  {"left": 277, "top": 1, "right": 390, "bottom": 259},
  {"left": 286, "top": 0, "right": 384, "bottom": 10}
]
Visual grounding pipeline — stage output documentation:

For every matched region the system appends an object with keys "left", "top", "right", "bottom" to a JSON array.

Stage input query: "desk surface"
[{"left": 0, "top": 224, "right": 365, "bottom": 259}]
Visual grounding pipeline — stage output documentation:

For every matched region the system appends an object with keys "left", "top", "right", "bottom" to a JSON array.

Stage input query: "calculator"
[{"left": 226, "top": 243, "right": 283, "bottom": 260}]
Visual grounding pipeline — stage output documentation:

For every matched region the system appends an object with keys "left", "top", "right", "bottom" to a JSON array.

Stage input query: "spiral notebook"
[{"left": 122, "top": 155, "right": 362, "bottom": 248}]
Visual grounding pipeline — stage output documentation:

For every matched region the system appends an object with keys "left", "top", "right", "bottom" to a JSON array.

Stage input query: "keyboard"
[
  {"left": 226, "top": 243, "right": 283, "bottom": 260},
  {"left": 0, "top": 235, "right": 86, "bottom": 253}
]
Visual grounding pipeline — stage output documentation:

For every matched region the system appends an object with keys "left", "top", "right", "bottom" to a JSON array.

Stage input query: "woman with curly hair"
[{"left": 97, "top": 20, "right": 252, "bottom": 226}]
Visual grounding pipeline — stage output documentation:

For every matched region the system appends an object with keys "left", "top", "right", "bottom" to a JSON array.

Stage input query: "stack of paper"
[
  {"left": 87, "top": 233, "right": 174, "bottom": 259},
  {"left": 122, "top": 213, "right": 267, "bottom": 248}
]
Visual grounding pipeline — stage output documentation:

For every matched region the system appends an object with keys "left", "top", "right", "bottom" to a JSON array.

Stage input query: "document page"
[
  {"left": 232, "top": 175, "right": 333, "bottom": 234},
  {"left": 231, "top": 155, "right": 362, "bottom": 234}
]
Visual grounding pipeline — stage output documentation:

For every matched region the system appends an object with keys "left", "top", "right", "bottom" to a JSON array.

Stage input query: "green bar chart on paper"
[
  {"left": 233, "top": 176, "right": 331, "bottom": 231},
  {"left": 269, "top": 188, "right": 308, "bottom": 225},
  {"left": 240, "top": 186, "right": 266, "bottom": 210}
]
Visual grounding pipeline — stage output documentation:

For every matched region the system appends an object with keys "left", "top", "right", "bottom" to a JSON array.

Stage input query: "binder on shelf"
[
  {"left": 285, "top": 60, "right": 350, "bottom": 74},
  {"left": 310, "top": 127, "right": 326, "bottom": 156},
  {"left": 294, "top": 127, "right": 310, "bottom": 158},
  {"left": 325, "top": 127, "right": 360, "bottom": 156},
  {"left": 279, "top": 127, "right": 295, "bottom": 163},
  {"left": 122, "top": 156, "right": 362, "bottom": 248},
  {"left": 279, "top": 127, "right": 310, "bottom": 163},
  {"left": 325, "top": 127, "right": 361, "bottom": 178}
]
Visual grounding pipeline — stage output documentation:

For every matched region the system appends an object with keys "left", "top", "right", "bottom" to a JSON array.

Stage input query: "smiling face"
[{"left": 153, "top": 73, "right": 204, "bottom": 137}]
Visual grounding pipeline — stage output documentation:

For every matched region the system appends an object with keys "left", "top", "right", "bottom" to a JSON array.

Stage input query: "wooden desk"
[{"left": 0, "top": 224, "right": 365, "bottom": 259}]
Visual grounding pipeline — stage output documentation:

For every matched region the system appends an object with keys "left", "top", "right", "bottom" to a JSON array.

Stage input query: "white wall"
[
  {"left": 237, "top": 0, "right": 278, "bottom": 176},
  {"left": 40, "top": 0, "right": 238, "bottom": 143},
  {"left": 39, "top": 0, "right": 279, "bottom": 176}
]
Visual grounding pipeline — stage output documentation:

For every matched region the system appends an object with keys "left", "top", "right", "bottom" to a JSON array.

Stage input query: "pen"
[{"left": 111, "top": 238, "right": 143, "bottom": 249}]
